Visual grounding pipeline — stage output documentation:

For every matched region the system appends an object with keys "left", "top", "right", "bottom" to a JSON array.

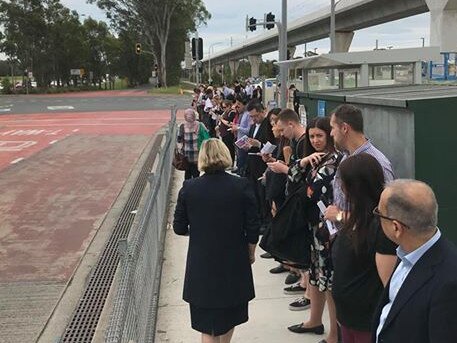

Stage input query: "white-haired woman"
[
  {"left": 177, "top": 108, "right": 208, "bottom": 179},
  {"left": 174, "top": 138, "right": 260, "bottom": 343}
]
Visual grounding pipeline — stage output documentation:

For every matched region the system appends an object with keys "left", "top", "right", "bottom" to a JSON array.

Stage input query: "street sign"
[
  {"left": 317, "top": 100, "right": 326, "bottom": 117},
  {"left": 70, "top": 69, "right": 80, "bottom": 76}
]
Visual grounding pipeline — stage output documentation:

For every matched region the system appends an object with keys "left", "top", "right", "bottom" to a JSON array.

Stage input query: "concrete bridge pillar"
[
  {"left": 248, "top": 55, "right": 262, "bottom": 78},
  {"left": 426, "top": 0, "right": 457, "bottom": 52},
  {"left": 334, "top": 31, "right": 354, "bottom": 52},
  {"left": 229, "top": 60, "right": 240, "bottom": 77}
]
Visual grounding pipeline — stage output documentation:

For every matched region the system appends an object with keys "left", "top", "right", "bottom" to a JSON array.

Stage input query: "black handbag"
[
  {"left": 260, "top": 186, "right": 313, "bottom": 269},
  {"left": 172, "top": 148, "right": 188, "bottom": 171}
]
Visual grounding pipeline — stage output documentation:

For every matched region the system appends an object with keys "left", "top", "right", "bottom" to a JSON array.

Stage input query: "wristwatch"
[{"left": 336, "top": 211, "right": 344, "bottom": 223}]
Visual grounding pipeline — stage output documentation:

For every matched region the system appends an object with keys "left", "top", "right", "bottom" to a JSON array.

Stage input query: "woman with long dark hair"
[
  {"left": 331, "top": 153, "right": 397, "bottom": 343},
  {"left": 287, "top": 117, "right": 342, "bottom": 343}
]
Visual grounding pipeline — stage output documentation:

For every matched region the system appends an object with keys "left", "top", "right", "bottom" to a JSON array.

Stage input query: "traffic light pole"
[
  {"left": 195, "top": 31, "right": 200, "bottom": 85},
  {"left": 248, "top": 1, "right": 288, "bottom": 108}
]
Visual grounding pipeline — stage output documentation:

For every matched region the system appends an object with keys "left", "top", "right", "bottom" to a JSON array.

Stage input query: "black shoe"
[
  {"left": 288, "top": 296, "right": 311, "bottom": 311},
  {"left": 269, "top": 264, "right": 288, "bottom": 274},
  {"left": 283, "top": 282, "right": 306, "bottom": 295},
  {"left": 260, "top": 252, "right": 273, "bottom": 259},
  {"left": 285, "top": 272, "right": 300, "bottom": 285},
  {"left": 287, "top": 323, "right": 324, "bottom": 334}
]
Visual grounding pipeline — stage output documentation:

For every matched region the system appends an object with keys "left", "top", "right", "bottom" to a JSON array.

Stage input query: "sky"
[{"left": 61, "top": 0, "right": 431, "bottom": 61}]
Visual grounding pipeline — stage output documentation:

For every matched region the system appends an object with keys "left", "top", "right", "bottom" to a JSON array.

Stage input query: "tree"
[{"left": 89, "top": 0, "right": 209, "bottom": 87}]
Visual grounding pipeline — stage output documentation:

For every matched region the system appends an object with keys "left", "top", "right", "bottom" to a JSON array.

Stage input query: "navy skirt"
[{"left": 189, "top": 302, "right": 249, "bottom": 336}]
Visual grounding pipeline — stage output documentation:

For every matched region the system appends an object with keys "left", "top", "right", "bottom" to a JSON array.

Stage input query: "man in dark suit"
[
  {"left": 244, "top": 100, "right": 275, "bottom": 230},
  {"left": 373, "top": 179, "right": 457, "bottom": 343}
]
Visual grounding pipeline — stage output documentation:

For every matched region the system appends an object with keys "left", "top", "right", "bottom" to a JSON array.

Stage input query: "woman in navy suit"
[{"left": 173, "top": 138, "right": 260, "bottom": 343}]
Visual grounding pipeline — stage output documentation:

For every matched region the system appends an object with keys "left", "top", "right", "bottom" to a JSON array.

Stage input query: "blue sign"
[
  {"left": 317, "top": 100, "right": 326, "bottom": 117},
  {"left": 266, "top": 80, "right": 273, "bottom": 87}
]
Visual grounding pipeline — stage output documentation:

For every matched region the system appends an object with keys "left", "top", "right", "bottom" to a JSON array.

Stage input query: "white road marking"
[
  {"left": 0, "top": 141, "right": 37, "bottom": 151},
  {"left": 0, "top": 108, "right": 11, "bottom": 112},
  {"left": 72, "top": 129, "right": 80, "bottom": 132},
  {"left": 49, "top": 140, "right": 58, "bottom": 144},
  {"left": 47, "top": 106, "right": 75, "bottom": 110},
  {"left": 11, "top": 158, "right": 24, "bottom": 164}
]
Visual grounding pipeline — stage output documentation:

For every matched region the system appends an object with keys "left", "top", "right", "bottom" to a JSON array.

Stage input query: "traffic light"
[
  {"left": 135, "top": 43, "right": 141, "bottom": 55},
  {"left": 249, "top": 17, "right": 257, "bottom": 32},
  {"left": 191, "top": 38, "right": 203, "bottom": 60},
  {"left": 287, "top": 49, "right": 291, "bottom": 60},
  {"left": 266, "top": 12, "right": 275, "bottom": 30}
]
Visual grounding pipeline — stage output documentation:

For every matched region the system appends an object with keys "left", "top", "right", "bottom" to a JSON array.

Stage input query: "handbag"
[
  {"left": 197, "top": 122, "right": 210, "bottom": 149},
  {"left": 172, "top": 147, "right": 188, "bottom": 171}
]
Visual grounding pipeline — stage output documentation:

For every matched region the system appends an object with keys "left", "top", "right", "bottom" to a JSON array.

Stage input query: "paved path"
[{"left": 156, "top": 171, "right": 331, "bottom": 343}]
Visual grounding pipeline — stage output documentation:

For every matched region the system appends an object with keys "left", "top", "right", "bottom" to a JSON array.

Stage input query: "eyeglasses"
[{"left": 372, "top": 207, "right": 409, "bottom": 228}]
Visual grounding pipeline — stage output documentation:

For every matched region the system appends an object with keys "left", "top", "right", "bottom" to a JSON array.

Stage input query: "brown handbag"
[{"left": 172, "top": 147, "right": 189, "bottom": 171}]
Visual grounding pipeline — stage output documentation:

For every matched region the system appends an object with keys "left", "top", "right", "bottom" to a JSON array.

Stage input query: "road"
[
  {"left": 0, "top": 89, "right": 191, "bottom": 114},
  {"left": 0, "top": 89, "right": 188, "bottom": 343}
]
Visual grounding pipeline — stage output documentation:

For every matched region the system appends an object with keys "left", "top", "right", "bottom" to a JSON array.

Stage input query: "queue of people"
[{"left": 173, "top": 95, "right": 457, "bottom": 343}]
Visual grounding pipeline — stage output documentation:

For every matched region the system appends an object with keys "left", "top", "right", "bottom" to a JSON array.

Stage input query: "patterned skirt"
[{"left": 308, "top": 221, "right": 334, "bottom": 291}]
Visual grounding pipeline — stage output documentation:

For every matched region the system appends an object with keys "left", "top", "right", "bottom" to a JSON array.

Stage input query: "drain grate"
[{"left": 60, "top": 135, "right": 164, "bottom": 343}]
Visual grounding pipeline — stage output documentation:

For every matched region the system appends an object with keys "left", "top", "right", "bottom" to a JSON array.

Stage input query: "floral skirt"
[{"left": 308, "top": 221, "right": 334, "bottom": 291}]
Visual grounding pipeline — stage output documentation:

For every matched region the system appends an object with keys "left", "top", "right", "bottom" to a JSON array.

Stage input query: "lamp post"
[
  {"left": 330, "top": 0, "right": 342, "bottom": 86},
  {"left": 208, "top": 42, "right": 223, "bottom": 84},
  {"left": 279, "top": 0, "right": 288, "bottom": 109}
]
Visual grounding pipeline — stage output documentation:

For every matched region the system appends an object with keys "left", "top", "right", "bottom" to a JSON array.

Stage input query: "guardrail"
[{"left": 105, "top": 107, "right": 177, "bottom": 343}]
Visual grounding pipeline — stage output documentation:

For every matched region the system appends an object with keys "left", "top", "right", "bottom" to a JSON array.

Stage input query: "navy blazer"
[
  {"left": 173, "top": 171, "right": 260, "bottom": 308},
  {"left": 372, "top": 236, "right": 457, "bottom": 343},
  {"left": 247, "top": 117, "right": 275, "bottom": 180}
]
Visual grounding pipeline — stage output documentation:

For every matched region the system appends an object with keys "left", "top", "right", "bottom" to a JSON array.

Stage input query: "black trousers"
[
  {"left": 185, "top": 162, "right": 200, "bottom": 180},
  {"left": 221, "top": 134, "right": 235, "bottom": 165}
]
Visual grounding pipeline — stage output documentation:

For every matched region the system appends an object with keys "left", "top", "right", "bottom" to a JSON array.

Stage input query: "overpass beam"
[
  {"left": 426, "top": 0, "right": 457, "bottom": 52},
  {"left": 229, "top": 60, "right": 240, "bottom": 78},
  {"left": 248, "top": 55, "right": 262, "bottom": 78},
  {"left": 334, "top": 31, "right": 354, "bottom": 53}
]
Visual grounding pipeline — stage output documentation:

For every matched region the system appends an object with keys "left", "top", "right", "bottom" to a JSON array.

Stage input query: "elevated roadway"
[{"left": 204, "top": 0, "right": 429, "bottom": 65}]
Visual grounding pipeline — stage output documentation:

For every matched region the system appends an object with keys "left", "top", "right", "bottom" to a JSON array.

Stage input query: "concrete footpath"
[{"left": 155, "top": 171, "right": 331, "bottom": 343}]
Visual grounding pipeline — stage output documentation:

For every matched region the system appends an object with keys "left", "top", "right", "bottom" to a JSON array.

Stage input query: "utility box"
[{"left": 297, "top": 85, "right": 457, "bottom": 244}]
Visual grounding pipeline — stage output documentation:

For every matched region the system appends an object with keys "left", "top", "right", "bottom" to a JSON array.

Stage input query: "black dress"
[{"left": 173, "top": 171, "right": 260, "bottom": 335}]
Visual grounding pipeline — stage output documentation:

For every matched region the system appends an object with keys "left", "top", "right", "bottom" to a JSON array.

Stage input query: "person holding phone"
[{"left": 286, "top": 117, "right": 342, "bottom": 343}]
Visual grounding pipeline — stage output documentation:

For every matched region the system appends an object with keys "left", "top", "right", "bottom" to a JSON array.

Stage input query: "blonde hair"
[{"left": 198, "top": 138, "right": 233, "bottom": 173}]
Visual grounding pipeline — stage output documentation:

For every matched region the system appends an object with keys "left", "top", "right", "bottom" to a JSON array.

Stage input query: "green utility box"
[{"left": 297, "top": 85, "right": 457, "bottom": 244}]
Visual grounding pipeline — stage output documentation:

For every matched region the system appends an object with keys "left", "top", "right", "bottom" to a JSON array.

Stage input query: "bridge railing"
[{"left": 105, "top": 107, "right": 177, "bottom": 343}]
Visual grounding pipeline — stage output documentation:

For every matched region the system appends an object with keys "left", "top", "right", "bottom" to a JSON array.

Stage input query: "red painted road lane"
[
  {"left": 0, "top": 109, "right": 172, "bottom": 282},
  {"left": 0, "top": 135, "right": 150, "bottom": 282},
  {"left": 0, "top": 110, "right": 171, "bottom": 171}
]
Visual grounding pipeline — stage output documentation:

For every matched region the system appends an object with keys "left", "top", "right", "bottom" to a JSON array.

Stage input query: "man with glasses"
[{"left": 373, "top": 179, "right": 457, "bottom": 343}]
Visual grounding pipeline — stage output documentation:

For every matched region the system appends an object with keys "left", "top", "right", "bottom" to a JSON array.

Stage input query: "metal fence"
[{"left": 105, "top": 107, "right": 177, "bottom": 343}]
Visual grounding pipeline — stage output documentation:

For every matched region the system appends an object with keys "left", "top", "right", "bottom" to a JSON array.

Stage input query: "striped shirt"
[{"left": 333, "top": 140, "right": 394, "bottom": 211}]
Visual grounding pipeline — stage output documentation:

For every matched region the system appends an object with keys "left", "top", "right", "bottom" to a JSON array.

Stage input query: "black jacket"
[
  {"left": 372, "top": 236, "right": 457, "bottom": 343},
  {"left": 173, "top": 171, "right": 260, "bottom": 308},
  {"left": 247, "top": 118, "right": 275, "bottom": 181}
]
